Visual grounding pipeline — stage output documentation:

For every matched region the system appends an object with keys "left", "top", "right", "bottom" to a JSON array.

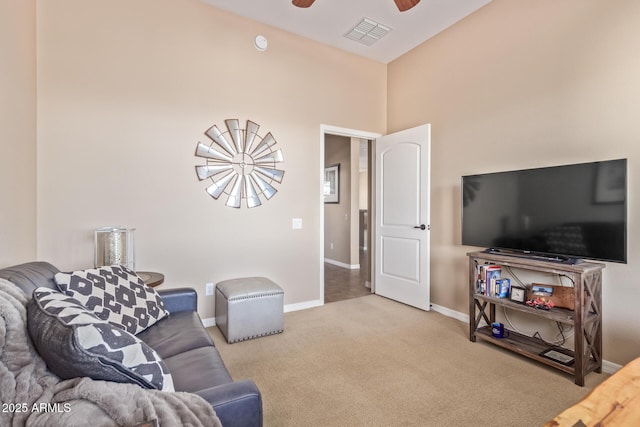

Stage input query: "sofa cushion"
[
  {"left": 27, "top": 287, "right": 174, "bottom": 391},
  {"left": 54, "top": 265, "right": 169, "bottom": 335},
  {"left": 136, "top": 310, "right": 215, "bottom": 359},
  {"left": 163, "top": 346, "right": 232, "bottom": 393}
]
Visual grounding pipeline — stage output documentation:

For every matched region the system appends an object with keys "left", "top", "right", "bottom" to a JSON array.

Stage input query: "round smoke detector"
[{"left": 254, "top": 35, "right": 268, "bottom": 52}]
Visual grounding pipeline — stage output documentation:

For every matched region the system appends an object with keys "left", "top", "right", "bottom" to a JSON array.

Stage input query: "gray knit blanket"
[{"left": 0, "top": 279, "right": 222, "bottom": 427}]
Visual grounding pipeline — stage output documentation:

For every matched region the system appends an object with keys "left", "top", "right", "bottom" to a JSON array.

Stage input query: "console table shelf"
[
  {"left": 474, "top": 294, "right": 576, "bottom": 324},
  {"left": 468, "top": 251, "right": 605, "bottom": 386}
]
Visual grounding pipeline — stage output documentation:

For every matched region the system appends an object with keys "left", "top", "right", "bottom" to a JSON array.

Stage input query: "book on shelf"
[
  {"left": 477, "top": 264, "right": 502, "bottom": 296},
  {"left": 496, "top": 278, "right": 510, "bottom": 298}
]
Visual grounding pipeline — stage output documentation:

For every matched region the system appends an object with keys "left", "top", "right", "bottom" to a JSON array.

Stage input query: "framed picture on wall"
[{"left": 324, "top": 164, "right": 340, "bottom": 204}]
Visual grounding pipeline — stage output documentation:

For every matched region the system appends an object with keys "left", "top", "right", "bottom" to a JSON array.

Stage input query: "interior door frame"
[{"left": 319, "top": 124, "right": 381, "bottom": 305}]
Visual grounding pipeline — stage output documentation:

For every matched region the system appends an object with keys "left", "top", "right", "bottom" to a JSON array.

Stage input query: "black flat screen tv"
[{"left": 461, "top": 159, "right": 627, "bottom": 263}]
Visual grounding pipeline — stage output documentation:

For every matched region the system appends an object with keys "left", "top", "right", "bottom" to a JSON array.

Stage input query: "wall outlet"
[
  {"left": 330, "top": 243, "right": 334, "bottom": 250},
  {"left": 205, "top": 282, "right": 214, "bottom": 296}
]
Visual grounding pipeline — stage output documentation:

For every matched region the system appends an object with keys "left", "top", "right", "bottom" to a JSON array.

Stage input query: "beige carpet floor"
[{"left": 208, "top": 295, "right": 607, "bottom": 427}]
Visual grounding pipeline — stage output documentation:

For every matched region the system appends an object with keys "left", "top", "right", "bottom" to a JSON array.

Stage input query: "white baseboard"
[
  {"left": 324, "top": 258, "right": 360, "bottom": 269},
  {"left": 284, "top": 299, "right": 323, "bottom": 313},
  {"left": 431, "top": 303, "right": 469, "bottom": 323},
  {"left": 201, "top": 299, "right": 323, "bottom": 327},
  {"left": 201, "top": 317, "right": 216, "bottom": 328},
  {"left": 602, "top": 360, "right": 621, "bottom": 374}
]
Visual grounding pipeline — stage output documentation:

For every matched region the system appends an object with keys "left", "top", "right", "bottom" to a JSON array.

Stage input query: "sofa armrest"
[
  {"left": 195, "top": 380, "right": 263, "bottom": 427},
  {"left": 157, "top": 288, "right": 197, "bottom": 313}
]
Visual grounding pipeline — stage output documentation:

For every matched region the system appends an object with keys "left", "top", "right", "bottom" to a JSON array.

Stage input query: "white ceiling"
[{"left": 199, "top": 0, "right": 492, "bottom": 64}]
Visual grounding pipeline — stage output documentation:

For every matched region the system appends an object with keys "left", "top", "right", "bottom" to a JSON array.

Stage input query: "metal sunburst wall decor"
[{"left": 195, "top": 119, "right": 284, "bottom": 208}]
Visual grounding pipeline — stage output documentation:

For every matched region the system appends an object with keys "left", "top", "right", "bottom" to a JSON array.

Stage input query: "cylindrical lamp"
[{"left": 94, "top": 227, "right": 136, "bottom": 270}]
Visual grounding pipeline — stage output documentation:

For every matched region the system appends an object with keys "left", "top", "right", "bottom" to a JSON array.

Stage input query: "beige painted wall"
[
  {"left": 17, "top": 0, "right": 638, "bottom": 367},
  {"left": 388, "top": 0, "right": 640, "bottom": 366},
  {"left": 324, "top": 135, "right": 351, "bottom": 265},
  {"left": 359, "top": 171, "right": 368, "bottom": 210},
  {"left": 0, "top": 0, "right": 37, "bottom": 265},
  {"left": 36, "top": 0, "right": 386, "bottom": 318}
]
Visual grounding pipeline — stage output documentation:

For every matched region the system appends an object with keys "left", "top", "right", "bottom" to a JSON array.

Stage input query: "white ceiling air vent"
[{"left": 344, "top": 18, "right": 391, "bottom": 46}]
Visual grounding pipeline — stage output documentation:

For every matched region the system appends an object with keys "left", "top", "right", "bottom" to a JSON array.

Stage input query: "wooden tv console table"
[{"left": 468, "top": 251, "right": 605, "bottom": 386}]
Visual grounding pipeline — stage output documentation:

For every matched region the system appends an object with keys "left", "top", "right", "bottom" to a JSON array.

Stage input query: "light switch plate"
[{"left": 292, "top": 218, "right": 303, "bottom": 229}]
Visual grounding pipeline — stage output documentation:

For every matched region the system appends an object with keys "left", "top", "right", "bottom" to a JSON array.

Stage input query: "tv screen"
[{"left": 461, "top": 159, "right": 627, "bottom": 263}]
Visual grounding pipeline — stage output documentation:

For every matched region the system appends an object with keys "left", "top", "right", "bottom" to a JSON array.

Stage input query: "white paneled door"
[{"left": 375, "top": 125, "right": 430, "bottom": 310}]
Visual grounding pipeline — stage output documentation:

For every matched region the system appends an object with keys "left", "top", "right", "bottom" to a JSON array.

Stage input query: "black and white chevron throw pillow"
[
  {"left": 27, "top": 287, "right": 174, "bottom": 391},
  {"left": 54, "top": 265, "right": 169, "bottom": 335}
]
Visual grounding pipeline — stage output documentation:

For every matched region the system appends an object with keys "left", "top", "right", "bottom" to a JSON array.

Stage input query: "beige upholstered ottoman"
[{"left": 215, "top": 277, "right": 284, "bottom": 343}]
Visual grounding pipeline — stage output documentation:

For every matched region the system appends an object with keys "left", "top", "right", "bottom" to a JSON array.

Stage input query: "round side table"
[{"left": 137, "top": 271, "right": 165, "bottom": 288}]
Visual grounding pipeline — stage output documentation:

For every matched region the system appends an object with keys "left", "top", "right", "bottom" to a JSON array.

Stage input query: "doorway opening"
[{"left": 320, "top": 125, "right": 380, "bottom": 304}]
